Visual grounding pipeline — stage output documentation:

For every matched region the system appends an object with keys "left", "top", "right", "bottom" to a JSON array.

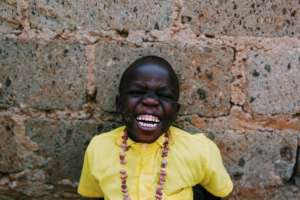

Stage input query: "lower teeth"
[{"left": 138, "top": 121, "right": 158, "bottom": 128}]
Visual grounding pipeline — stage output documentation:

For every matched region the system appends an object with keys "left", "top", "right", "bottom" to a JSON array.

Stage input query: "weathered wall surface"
[{"left": 0, "top": 0, "right": 300, "bottom": 199}]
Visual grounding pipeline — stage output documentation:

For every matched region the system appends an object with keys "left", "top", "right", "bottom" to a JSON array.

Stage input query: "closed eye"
[
  {"left": 127, "top": 90, "right": 146, "bottom": 96},
  {"left": 157, "top": 92, "right": 175, "bottom": 100}
]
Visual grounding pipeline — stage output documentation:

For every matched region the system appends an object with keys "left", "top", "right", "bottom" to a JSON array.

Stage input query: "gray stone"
[
  {"left": 205, "top": 128, "right": 298, "bottom": 188},
  {"left": 268, "top": 185, "right": 300, "bottom": 200},
  {"left": 0, "top": 1, "right": 20, "bottom": 34},
  {"left": 29, "top": 0, "right": 173, "bottom": 32},
  {"left": 182, "top": 0, "right": 300, "bottom": 37},
  {"left": 0, "top": 38, "right": 87, "bottom": 110},
  {"left": 228, "top": 184, "right": 300, "bottom": 200},
  {"left": 25, "top": 118, "right": 99, "bottom": 182},
  {"left": 245, "top": 45, "right": 300, "bottom": 114},
  {"left": 95, "top": 41, "right": 233, "bottom": 117},
  {"left": 178, "top": 115, "right": 299, "bottom": 188},
  {"left": 0, "top": 115, "right": 44, "bottom": 174},
  {"left": 0, "top": 116, "right": 25, "bottom": 173},
  {"left": 227, "top": 185, "right": 300, "bottom": 200}
]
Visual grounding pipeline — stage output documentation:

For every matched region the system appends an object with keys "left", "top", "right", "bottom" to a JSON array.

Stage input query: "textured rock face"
[
  {"left": 25, "top": 119, "right": 98, "bottom": 183},
  {"left": 29, "top": 0, "right": 173, "bottom": 31},
  {"left": 0, "top": 116, "right": 26, "bottom": 173},
  {"left": 182, "top": 0, "right": 300, "bottom": 36},
  {"left": 0, "top": 1, "right": 300, "bottom": 200},
  {"left": 95, "top": 41, "right": 233, "bottom": 117},
  {"left": 0, "top": 117, "right": 99, "bottom": 199},
  {"left": 179, "top": 113, "right": 299, "bottom": 193},
  {"left": 0, "top": 1, "right": 20, "bottom": 34},
  {"left": 212, "top": 129, "right": 297, "bottom": 188},
  {"left": 245, "top": 42, "right": 300, "bottom": 114},
  {"left": 0, "top": 38, "right": 87, "bottom": 110}
]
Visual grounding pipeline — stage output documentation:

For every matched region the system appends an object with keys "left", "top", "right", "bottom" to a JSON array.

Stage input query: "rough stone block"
[
  {"left": 166, "top": 115, "right": 300, "bottom": 198},
  {"left": 0, "top": 1, "right": 20, "bottom": 34},
  {"left": 0, "top": 114, "right": 43, "bottom": 173},
  {"left": 25, "top": 118, "right": 99, "bottom": 183},
  {"left": 245, "top": 44, "right": 300, "bottom": 114},
  {"left": 182, "top": 0, "right": 300, "bottom": 37},
  {"left": 228, "top": 184, "right": 300, "bottom": 200},
  {"left": 29, "top": 0, "right": 172, "bottom": 31},
  {"left": 0, "top": 38, "right": 87, "bottom": 110},
  {"left": 204, "top": 127, "right": 298, "bottom": 188},
  {"left": 0, "top": 116, "right": 25, "bottom": 173},
  {"left": 178, "top": 115, "right": 298, "bottom": 188},
  {"left": 94, "top": 41, "right": 233, "bottom": 117}
]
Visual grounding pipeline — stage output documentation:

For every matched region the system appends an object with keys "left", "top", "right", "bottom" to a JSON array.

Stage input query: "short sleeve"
[
  {"left": 77, "top": 148, "right": 104, "bottom": 197},
  {"left": 198, "top": 136, "right": 233, "bottom": 197}
]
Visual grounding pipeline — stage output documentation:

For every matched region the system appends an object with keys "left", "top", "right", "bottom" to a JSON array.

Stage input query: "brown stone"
[
  {"left": 0, "top": 38, "right": 87, "bottom": 110},
  {"left": 94, "top": 41, "right": 233, "bottom": 117},
  {"left": 182, "top": 0, "right": 300, "bottom": 37},
  {"left": 227, "top": 106, "right": 300, "bottom": 132},
  {"left": 29, "top": 0, "right": 173, "bottom": 32}
]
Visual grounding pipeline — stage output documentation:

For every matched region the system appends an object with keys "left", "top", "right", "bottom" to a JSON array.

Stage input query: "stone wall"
[{"left": 0, "top": 0, "right": 299, "bottom": 199}]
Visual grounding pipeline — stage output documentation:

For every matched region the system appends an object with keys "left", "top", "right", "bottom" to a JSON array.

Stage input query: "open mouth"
[{"left": 136, "top": 114, "right": 160, "bottom": 130}]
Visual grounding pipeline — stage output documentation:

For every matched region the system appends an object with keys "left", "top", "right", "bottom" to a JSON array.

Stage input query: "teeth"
[
  {"left": 138, "top": 121, "right": 159, "bottom": 129},
  {"left": 136, "top": 114, "right": 160, "bottom": 123}
]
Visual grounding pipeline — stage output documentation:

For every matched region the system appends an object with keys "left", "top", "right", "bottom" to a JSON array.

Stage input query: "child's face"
[{"left": 117, "top": 63, "right": 180, "bottom": 143}]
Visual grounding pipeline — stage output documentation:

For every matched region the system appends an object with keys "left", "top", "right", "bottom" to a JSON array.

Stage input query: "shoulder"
[
  {"left": 87, "top": 126, "right": 125, "bottom": 152},
  {"left": 170, "top": 126, "right": 217, "bottom": 149},
  {"left": 170, "top": 126, "right": 220, "bottom": 157}
]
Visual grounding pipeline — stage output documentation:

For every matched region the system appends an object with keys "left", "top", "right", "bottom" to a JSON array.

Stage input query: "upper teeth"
[{"left": 136, "top": 114, "right": 160, "bottom": 123}]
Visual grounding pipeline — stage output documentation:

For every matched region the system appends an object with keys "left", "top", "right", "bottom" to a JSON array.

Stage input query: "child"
[{"left": 78, "top": 56, "right": 233, "bottom": 200}]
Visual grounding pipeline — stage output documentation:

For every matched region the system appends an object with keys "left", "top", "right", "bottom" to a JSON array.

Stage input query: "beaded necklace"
[{"left": 119, "top": 130, "right": 170, "bottom": 200}]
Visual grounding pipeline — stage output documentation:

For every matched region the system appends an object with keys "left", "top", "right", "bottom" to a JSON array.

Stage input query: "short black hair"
[{"left": 119, "top": 55, "right": 179, "bottom": 98}]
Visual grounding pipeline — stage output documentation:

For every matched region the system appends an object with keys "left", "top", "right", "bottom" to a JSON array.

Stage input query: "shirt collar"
[{"left": 115, "top": 126, "right": 174, "bottom": 147}]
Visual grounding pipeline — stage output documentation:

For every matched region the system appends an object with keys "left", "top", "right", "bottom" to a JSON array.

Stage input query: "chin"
[{"left": 126, "top": 124, "right": 164, "bottom": 143}]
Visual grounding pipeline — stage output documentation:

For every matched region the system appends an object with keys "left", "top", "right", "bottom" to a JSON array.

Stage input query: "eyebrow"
[
  {"left": 129, "top": 82, "right": 145, "bottom": 87},
  {"left": 129, "top": 81, "right": 172, "bottom": 90},
  {"left": 128, "top": 83, "right": 174, "bottom": 95}
]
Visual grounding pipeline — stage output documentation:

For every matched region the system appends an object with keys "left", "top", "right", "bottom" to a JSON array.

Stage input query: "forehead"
[{"left": 123, "top": 63, "right": 174, "bottom": 85}]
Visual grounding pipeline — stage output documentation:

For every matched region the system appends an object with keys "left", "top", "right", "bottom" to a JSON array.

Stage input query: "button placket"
[{"left": 139, "top": 144, "right": 160, "bottom": 200}]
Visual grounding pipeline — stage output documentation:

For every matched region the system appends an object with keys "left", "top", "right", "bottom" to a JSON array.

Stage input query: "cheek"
[
  {"left": 121, "top": 97, "right": 140, "bottom": 112},
  {"left": 162, "top": 102, "right": 178, "bottom": 117}
]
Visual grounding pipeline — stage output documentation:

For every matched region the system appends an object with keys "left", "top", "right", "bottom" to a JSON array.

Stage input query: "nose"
[{"left": 141, "top": 93, "right": 159, "bottom": 107}]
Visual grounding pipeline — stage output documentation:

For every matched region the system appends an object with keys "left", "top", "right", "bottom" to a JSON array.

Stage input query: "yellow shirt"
[{"left": 78, "top": 126, "right": 233, "bottom": 200}]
